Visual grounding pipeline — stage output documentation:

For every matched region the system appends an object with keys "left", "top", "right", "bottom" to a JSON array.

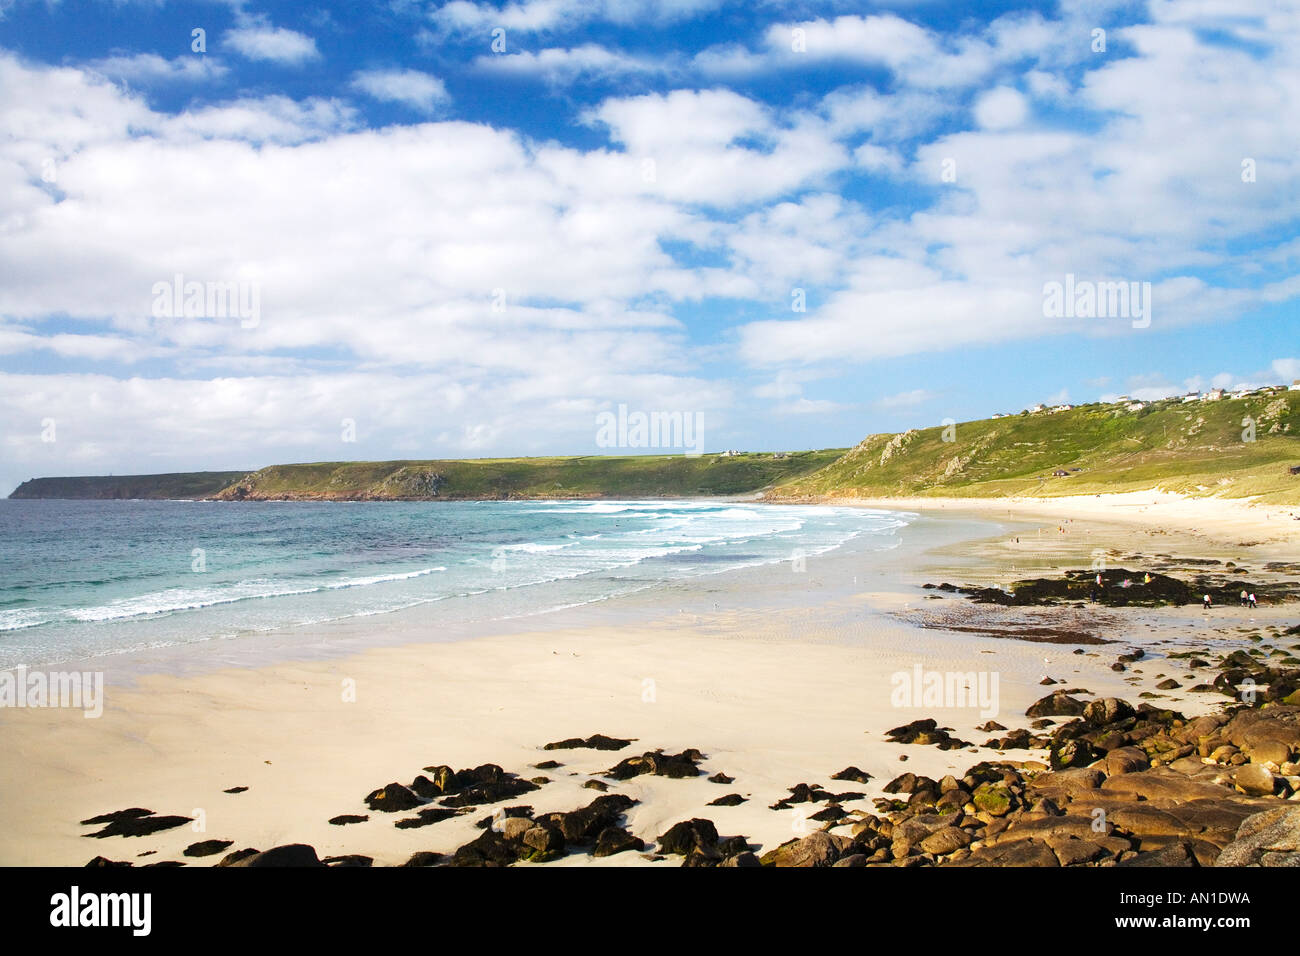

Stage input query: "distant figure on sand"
[
  {"left": 1203, "top": 593, "right": 1212, "bottom": 609},
  {"left": 1249, "top": 593, "right": 1257, "bottom": 609},
  {"left": 1241, "top": 589, "right": 1248, "bottom": 607}
]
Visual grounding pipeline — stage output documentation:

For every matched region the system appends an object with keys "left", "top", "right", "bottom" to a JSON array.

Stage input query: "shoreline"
[{"left": 1, "top": 495, "right": 1298, "bottom": 867}]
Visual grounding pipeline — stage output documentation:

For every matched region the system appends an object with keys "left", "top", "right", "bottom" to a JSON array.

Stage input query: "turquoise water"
[{"left": 0, "top": 499, "right": 908, "bottom": 668}]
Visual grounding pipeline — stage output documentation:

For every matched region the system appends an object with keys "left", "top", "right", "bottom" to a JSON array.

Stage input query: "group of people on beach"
[{"left": 1202, "top": 591, "right": 1258, "bottom": 609}]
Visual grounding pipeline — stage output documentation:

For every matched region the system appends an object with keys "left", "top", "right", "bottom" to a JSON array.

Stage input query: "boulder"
[
  {"left": 228, "top": 844, "right": 323, "bottom": 868},
  {"left": 919, "top": 826, "right": 973, "bottom": 855},
  {"left": 593, "top": 826, "right": 645, "bottom": 857},
  {"left": 658, "top": 818, "right": 719, "bottom": 856},
  {"left": 1215, "top": 807, "right": 1300, "bottom": 867},
  {"left": 1026, "top": 692, "right": 1087, "bottom": 718},
  {"left": 1103, "top": 747, "right": 1150, "bottom": 776},
  {"left": 1234, "top": 763, "right": 1276, "bottom": 796},
  {"left": 364, "top": 783, "right": 421, "bottom": 813},
  {"left": 759, "top": 830, "right": 852, "bottom": 867},
  {"left": 1083, "top": 697, "right": 1135, "bottom": 725}
]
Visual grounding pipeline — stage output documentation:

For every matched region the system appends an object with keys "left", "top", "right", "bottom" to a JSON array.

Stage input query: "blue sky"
[{"left": 0, "top": 0, "right": 1297, "bottom": 492}]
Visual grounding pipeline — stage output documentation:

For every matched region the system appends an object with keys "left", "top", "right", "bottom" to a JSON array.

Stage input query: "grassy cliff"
[
  {"left": 770, "top": 390, "right": 1300, "bottom": 504},
  {"left": 209, "top": 451, "right": 845, "bottom": 501},
  {"left": 8, "top": 472, "right": 248, "bottom": 500}
]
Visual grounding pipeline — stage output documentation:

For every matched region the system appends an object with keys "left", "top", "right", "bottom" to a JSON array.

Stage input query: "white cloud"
[
  {"left": 973, "top": 86, "right": 1028, "bottom": 130},
  {"left": 1272, "top": 357, "right": 1300, "bottom": 382},
  {"left": 86, "top": 53, "right": 229, "bottom": 83},
  {"left": 429, "top": 0, "right": 720, "bottom": 36},
  {"left": 224, "top": 20, "right": 320, "bottom": 65},
  {"left": 350, "top": 69, "right": 450, "bottom": 113},
  {"left": 474, "top": 44, "right": 666, "bottom": 82}
]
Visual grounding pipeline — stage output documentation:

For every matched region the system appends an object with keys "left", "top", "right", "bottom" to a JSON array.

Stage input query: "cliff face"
[
  {"left": 8, "top": 472, "right": 249, "bottom": 500},
  {"left": 8, "top": 451, "right": 845, "bottom": 502},
  {"left": 209, "top": 452, "right": 844, "bottom": 501}
]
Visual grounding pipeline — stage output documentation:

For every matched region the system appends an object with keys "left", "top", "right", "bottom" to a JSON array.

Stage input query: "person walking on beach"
[
  {"left": 1249, "top": 593, "right": 1257, "bottom": 609},
  {"left": 1203, "top": 593, "right": 1212, "bottom": 610},
  {"left": 1240, "top": 589, "right": 1248, "bottom": 607}
]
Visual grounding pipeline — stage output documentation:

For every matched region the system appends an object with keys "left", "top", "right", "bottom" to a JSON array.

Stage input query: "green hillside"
[
  {"left": 210, "top": 450, "right": 845, "bottom": 501},
  {"left": 8, "top": 471, "right": 248, "bottom": 500},
  {"left": 770, "top": 389, "right": 1300, "bottom": 504}
]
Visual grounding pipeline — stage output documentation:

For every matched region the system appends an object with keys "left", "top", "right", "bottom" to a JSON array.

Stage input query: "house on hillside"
[
  {"left": 1291, "top": 380, "right": 1300, "bottom": 391},
  {"left": 1052, "top": 469, "right": 1070, "bottom": 477},
  {"left": 1182, "top": 391, "right": 1201, "bottom": 402},
  {"left": 1204, "top": 388, "right": 1225, "bottom": 401},
  {"left": 1029, "top": 403, "right": 1045, "bottom": 413},
  {"left": 1127, "top": 401, "right": 1147, "bottom": 411},
  {"left": 1290, "top": 465, "right": 1300, "bottom": 476}
]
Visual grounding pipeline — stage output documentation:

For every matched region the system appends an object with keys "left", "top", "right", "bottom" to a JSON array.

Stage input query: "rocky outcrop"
[{"left": 1215, "top": 807, "right": 1300, "bottom": 866}]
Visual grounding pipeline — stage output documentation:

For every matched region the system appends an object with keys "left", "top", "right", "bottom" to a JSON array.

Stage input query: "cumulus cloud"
[
  {"left": 350, "top": 69, "right": 450, "bottom": 113},
  {"left": 428, "top": 0, "right": 720, "bottom": 37},
  {"left": 474, "top": 44, "right": 667, "bottom": 82},
  {"left": 86, "top": 53, "right": 229, "bottom": 84},
  {"left": 224, "top": 19, "right": 320, "bottom": 65}
]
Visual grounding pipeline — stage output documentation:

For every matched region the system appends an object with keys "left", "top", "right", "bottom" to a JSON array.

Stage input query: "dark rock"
[
  {"left": 400, "top": 851, "right": 443, "bottom": 867},
  {"left": 328, "top": 814, "right": 369, "bottom": 825},
  {"left": 182, "top": 840, "right": 233, "bottom": 858},
  {"left": 450, "top": 830, "right": 518, "bottom": 867},
  {"left": 1082, "top": 697, "right": 1135, "bottom": 725},
  {"left": 223, "top": 786, "right": 248, "bottom": 794},
  {"left": 80, "top": 808, "right": 153, "bottom": 825},
  {"left": 606, "top": 749, "right": 703, "bottom": 780},
  {"left": 214, "top": 848, "right": 259, "bottom": 867},
  {"left": 394, "top": 807, "right": 463, "bottom": 829},
  {"left": 323, "top": 855, "right": 373, "bottom": 867},
  {"left": 83, "top": 813, "right": 193, "bottom": 839},
  {"left": 593, "top": 826, "right": 645, "bottom": 857},
  {"left": 364, "top": 783, "right": 421, "bottom": 812},
  {"left": 544, "top": 734, "right": 632, "bottom": 751},
  {"left": 521, "top": 824, "right": 565, "bottom": 856},
  {"left": 831, "top": 766, "right": 872, "bottom": 783},
  {"left": 885, "top": 718, "right": 971, "bottom": 750},
  {"left": 84, "top": 857, "right": 132, "bottom": 868},
  {"left": 1026, "top": 691, "right": 1087, "bottom": 718},
  {"left": 708, "top": 772, "right": 734, "bottom": 784},
  {"left": 537, "top": 794, "right": 635, "bottom": 844},
  {"left": 707, "top": 793, "right": 747, "bottom": 807},
  {"left": 228, "top": 844, "right": 323, "bottom": 868},
  {"left": 658, "top": 818, "right": 719, "bottom": 856}
]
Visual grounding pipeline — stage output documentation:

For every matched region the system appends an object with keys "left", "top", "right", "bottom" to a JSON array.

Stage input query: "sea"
[{"left": 0, "top": 498, "right": 911, "bottom": 669}]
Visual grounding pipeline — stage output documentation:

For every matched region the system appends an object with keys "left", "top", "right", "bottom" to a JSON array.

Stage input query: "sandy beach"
[{"left": 2, "top": 493, "right": 1298, "bottom": 868}]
